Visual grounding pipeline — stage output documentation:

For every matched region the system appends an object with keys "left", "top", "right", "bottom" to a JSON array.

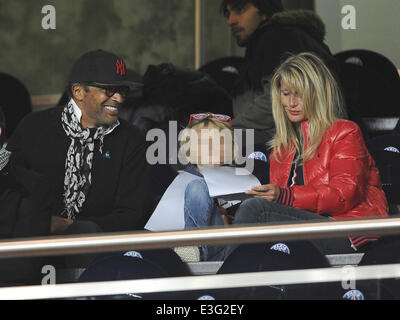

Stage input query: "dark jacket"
[
  {"left": 366, "top": 130, "right": 400, "bottom": 214},
  {"left": 0, "top": 164, "right": 52, "bottom": 238},
  {"left": 235, "top": 9, "right": 338, "bottom": 95},
  {"left": 7, "top": 106, "right": 152, "bottom": 232},
  {"left": 232, "top": 10, "right": 341, "bottom": 134},
  {"left": 120, "top": 63, "right": 233, "bottom": 135},
  {"left": 0, "top": 163, "right": 53, "bottom": 285}
]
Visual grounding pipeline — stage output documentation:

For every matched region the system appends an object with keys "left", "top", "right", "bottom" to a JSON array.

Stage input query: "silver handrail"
[
  {"left": 0, "top": 217, "right": 399, "bottom": 259},
  {"left": 1, "top": 263, "right": 400, "bottom": 300}
]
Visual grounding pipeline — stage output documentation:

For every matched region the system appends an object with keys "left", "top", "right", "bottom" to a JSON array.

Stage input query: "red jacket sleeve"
[{"left": 291, "top": 122, "right": 369, "bottom": 216}]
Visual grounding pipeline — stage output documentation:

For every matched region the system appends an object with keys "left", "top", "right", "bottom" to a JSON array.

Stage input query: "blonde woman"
[{"left": 233, "top": 53, "right": 388, "bottom": 254}]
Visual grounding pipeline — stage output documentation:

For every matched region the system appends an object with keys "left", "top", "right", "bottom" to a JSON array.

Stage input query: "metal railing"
[
  {"left": 1, "top": 217, "right": 400, "bottom": 259},
  {"left": 1, "top": 217, "right": 400, "bottom": 300},
  {"left": 1, "top": 263, "right": 400, "bottom": 300}
]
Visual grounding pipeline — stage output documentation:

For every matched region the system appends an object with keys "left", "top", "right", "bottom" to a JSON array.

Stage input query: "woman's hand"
[
  {"left": 246, "top": 184, "right": 281, "bottom": 202},
  {"left": 219, "top": 206, "right": 235, "bottom": 225}
]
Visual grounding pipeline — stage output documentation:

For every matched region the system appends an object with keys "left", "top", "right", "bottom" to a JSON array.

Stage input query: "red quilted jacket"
[{"left": 270, "top": 120, "right": 388, "bottom": 221}]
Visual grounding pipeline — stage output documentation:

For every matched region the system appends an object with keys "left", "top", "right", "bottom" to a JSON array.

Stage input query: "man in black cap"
[
  {"left": 7, "top": 49, "right": 151, "bottom": 238},
  {"left": 220, "top": 0, "right": 340, "bottom": 145}
]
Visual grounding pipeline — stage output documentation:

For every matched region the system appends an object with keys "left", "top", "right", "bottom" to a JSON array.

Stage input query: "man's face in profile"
[{"left": 225, "top": 2, "right": 266, "bottom": 47}]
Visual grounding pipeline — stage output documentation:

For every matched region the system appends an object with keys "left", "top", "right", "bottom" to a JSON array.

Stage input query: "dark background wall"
[
  {"left": 0, "top": 0, "right": 313, "bottom": 100},
  {"left": 0, "top": 0, "right": 197, "bottom": 97},
  {"left": 283, "top": 0, "right": 313, "bottom": 10}
]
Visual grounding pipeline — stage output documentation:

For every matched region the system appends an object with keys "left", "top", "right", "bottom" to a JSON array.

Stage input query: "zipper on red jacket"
[
  {"left": 301, "top": 143, "right": 307, "bottom": 186},
  {"left": 285, "top": 151, "right": 296, "bottom": 187},
  {"left": 301, "top": 121, "right": 309, "bottom": 185}
]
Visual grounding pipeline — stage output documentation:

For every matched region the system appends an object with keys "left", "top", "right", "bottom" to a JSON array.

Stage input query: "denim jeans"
[
  {"left": 184, "top": 179, "right": 227, "bottom": 261},
  {"left": 232, "top": 198, "right": 355, "bottom": 255}
]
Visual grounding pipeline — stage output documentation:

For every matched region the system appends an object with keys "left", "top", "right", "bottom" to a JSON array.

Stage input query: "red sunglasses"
[{"left": 188, "top": 113, "right": 232, "bottom": 129}]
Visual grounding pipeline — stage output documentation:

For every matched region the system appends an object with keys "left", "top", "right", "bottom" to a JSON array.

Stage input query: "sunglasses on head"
[
  {"left": 87, "top": 83, "right": 130, "bottom": 99},
  {"left": 188, "top": 113, "right": 232, "bottom": 129}
]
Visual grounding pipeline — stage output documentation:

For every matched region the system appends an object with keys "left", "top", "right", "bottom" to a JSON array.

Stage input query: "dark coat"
[
  {"left": 0, "top": 164, "right": 52, "bottom": 238},
  {"left": 366, "top": 131, "right": 400, "bottom": 213},
  {"left": 231, "top": 10, "right": 342, "bottom": 136},
  {"left": 0, "top": 164, "right": 53, "bottom": 285},
  {"left": 234, "top": 9, "right": 338, "bottom": 95},
  {"left": 120, "top": 63, "right": 233, "bottom": 135},
  {"left": 7, "top": 106, "right": 152, "bottom": 232}
]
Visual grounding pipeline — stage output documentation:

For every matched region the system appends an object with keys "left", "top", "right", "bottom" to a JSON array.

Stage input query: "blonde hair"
[
  {"left": 179, "top": 116, "right": 238, "bottom": 166},
  {"left": 269, "top": 52, "right": 344, "bottom": 163}
]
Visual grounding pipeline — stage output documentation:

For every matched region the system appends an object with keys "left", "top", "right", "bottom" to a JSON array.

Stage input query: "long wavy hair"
[{"left": 269, "top": 52, "right": 344, "bottom": 163}]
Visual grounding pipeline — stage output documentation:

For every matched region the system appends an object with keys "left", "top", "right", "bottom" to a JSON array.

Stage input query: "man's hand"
[
  {"left": 246, "top": 184, "right": 281, "bottom": 202},
  {"left": 51, "top": 216, "right": 74, "bottom": 235}
]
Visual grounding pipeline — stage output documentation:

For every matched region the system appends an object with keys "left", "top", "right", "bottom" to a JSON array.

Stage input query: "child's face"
[{"left": 189, "top": 124, "right": 234, "bottom": 167}]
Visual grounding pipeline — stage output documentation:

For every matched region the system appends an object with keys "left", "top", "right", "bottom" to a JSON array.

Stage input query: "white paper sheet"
[
  {"left": 144, "top": 171, "right": 202, "bottom": 231},
  {"left": 199, "top": 166, "right": 261, "bottom": 198}
]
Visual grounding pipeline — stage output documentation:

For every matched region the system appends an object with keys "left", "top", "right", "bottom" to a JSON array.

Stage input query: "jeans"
[
  {"left": 184, "top": 179, "right": 227, "bottom": 261},
  {"left": 232, "top": 198, "right": 355, "bottom": 256}
]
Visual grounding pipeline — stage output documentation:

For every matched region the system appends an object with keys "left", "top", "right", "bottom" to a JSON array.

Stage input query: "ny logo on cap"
[{"left": 116, "top": 59, "right": 126, "bottom": 76}]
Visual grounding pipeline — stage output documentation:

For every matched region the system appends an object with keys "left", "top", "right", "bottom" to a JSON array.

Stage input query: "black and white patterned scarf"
[
  {"left": 61, "top": 101, "right": 119, "bottom": 219},
  {"left": 0, "top": 145, "right": 11, "bottom": 171}
]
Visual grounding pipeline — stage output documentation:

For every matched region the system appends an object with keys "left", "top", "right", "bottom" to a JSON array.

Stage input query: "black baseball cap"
[{"left": 68, "top": 49, "right": 142, "bottom": 89}]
